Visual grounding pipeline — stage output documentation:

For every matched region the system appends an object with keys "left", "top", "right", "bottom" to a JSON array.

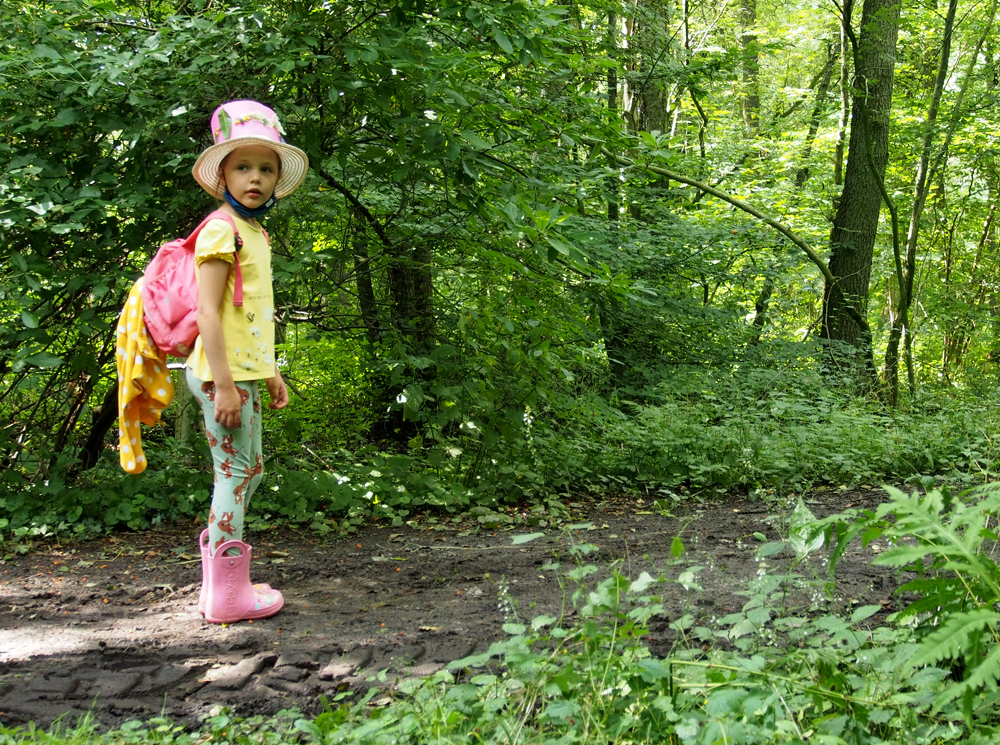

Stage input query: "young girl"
[{"left": 187, "top": 100, "right": 308, "bottom": 624}]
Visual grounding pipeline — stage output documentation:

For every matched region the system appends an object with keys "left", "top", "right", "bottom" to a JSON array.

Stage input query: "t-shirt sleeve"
[{"left": 194, "top": 218, "right": 236, "bottom": 265}]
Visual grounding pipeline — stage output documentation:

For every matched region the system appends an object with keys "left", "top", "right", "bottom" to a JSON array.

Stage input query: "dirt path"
[{"left": 0, "top": 489, "right": 893, "bottom": 730}]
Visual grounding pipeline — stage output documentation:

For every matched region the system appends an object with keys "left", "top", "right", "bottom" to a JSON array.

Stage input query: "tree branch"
[
  {"left": 319, "top": 170, "right": 393, "bottom": 249},
  {"left": 592, "top": 141, "right": 870, "bottom": 333}
]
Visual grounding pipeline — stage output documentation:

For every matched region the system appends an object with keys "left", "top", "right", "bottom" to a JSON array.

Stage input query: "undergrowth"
[
  {"left": 4, "top": 487, "right": 1000, "bottom": 743},
  {"left": 5, "top": 363, "right": 1000, "bottom": 547}
]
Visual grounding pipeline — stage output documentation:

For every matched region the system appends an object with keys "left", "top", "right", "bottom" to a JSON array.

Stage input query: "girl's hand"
[
  {"left": 267, "top": 371, "right": 289, "bottom": 410},
  {"left": 214, "top": 384, "right": 243, "bottom": 429}
]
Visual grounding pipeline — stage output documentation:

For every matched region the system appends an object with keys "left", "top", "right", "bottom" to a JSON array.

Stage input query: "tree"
[{"left": 820, "top": 0, "right": 901, "bottom": 388}]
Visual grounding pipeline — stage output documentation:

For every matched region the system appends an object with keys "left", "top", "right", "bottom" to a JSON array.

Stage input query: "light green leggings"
[{"left": 186, "top": 368, "right": 263, "bottom": 555}]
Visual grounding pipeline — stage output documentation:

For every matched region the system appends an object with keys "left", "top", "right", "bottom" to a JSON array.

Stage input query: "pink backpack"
[{"left": 140, "top": 210, "right": 244, "bottom": 358}]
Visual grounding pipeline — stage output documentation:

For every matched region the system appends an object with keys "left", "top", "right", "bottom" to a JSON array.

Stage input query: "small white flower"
[
  {"left": 263, "top": 306, "right": 274, "bottom": 321},
  {"left": 249, "top": 326, "right": 261, "bottom": 338},
  {"left": 241, "top": 361, "right": 256, "bottom": 370}
]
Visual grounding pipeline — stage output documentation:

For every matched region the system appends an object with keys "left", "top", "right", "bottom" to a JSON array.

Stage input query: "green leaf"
[
  {"left": 636, "top": 658, "right": 672, "bottom": 682},
  {"left": 545, "top": 237, "right": 572, "bottom": 257},
  {"left": 511, "top": 532, "right": 545, "bottom": 545},
  {"left": 492, "top": 26, "right": 514, "bottom": 55},
  {"left": 33, "top": 44, "right": 63, "bottom": 60},
  {"left": 24, "top": 352, "right": 62, "bottom": 369},
  {"left": 21, "top": 311, "right": 39, "bottom": 329},
  {"left": 541, "top": 699, "right": 579, "bottom": 722},
  {"left": 789, "top": 498, "right": 824, "bottom": 556},
  {"left": 443, "top": 88, "right": 469, "bottom": 107},
  {"left": 757, "top": 541, "right": 786, "bottom": 557},
  {"left": 630, "top": 571, "right": 656, "bottom": 593},
  {"left": 706, "top": 689, "right": 750, "bottom": 717},
  {"left": 53, "top": 108, "right": 78, "bottom": 127},
  {"left": 530, "top": 614, "right": 558, "bottom": 630},
  {"left": 459, "top": 130, "right": 491, "bottom": 150},
  {"left": 218, "top": 107, "right": 233, "bottom": 140},
  {"left": 850, "top": 604, "right": 882, "bottom": 623}
]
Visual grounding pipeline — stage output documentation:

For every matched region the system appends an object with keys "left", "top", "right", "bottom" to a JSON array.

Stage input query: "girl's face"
[{"left": 219, "top": 145, "right": 281, "bottom": 209}]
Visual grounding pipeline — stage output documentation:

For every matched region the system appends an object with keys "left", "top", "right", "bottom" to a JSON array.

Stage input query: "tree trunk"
[
  {"left": 739, "top": 0, "right": 760, "bottom": 130},
  {"left": 834, "top": 16, "right": 851, "bottom": 189},
  {"left": 352, "top": 208, "right": 381, "bottom": 346},
  {"left": 77, "top": 382, "right": 119, "bottom": 472},
  {"left": 795, "top": 41, "right": 836, "bottom": 187},
  {"left": 821, "top": 0, "right": 901, "bottom": 386},
  {"left": 607, "top": 10, "right": 620, "bottom": 223},
  {"left": 882, "top": 0, "right": 957, "bottom": 404}
]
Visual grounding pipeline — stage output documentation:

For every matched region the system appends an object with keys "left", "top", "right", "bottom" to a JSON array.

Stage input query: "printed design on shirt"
[{"left": 263, "top": 306, "right": 273, "bottom": 321}]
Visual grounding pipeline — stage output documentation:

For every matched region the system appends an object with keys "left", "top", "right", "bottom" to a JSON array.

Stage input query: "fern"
[
  {"left": 824, "top": 484, "right": 1000, "bottom": 719},
  {"left": 903, "top": 607, "right": 1000, "bottom": 671}
]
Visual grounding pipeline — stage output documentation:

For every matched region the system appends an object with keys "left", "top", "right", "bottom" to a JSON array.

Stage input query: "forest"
[{"left": 5, "top": 0, "right": 1000, "bottom": 741}]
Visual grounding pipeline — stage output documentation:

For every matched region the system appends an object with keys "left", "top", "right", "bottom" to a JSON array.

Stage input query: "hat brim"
[{"left": 192, "top": 136, "right": 309, "bottom": 200}]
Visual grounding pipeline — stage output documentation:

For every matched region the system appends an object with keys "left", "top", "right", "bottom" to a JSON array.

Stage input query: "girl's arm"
[{"left": 196, "top": 258, "right": 243, "bottom": 429}]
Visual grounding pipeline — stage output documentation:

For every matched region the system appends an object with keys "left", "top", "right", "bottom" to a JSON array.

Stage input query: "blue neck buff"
[{"left": 224, "top": 188, "right": 278, "bottom": 219}]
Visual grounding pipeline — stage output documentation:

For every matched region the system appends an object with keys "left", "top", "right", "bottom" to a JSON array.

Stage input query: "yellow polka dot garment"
[{"left": 116, "top": 278, "right": 174, "bottom": 473}]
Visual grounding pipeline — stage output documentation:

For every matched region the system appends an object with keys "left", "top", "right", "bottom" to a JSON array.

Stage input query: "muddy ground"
[{"left": 0, "top": 488, "right": 896, "bottom": 731}]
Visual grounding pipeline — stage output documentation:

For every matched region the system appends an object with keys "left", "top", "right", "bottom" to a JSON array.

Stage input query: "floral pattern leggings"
[{"left": 186, "top": 368, "right": 264, "bottom": 555}]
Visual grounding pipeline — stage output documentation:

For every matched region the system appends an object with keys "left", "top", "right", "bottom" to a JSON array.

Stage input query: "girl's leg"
[{"left": 186, "top": 368, "right": 264, "bottom": 554}]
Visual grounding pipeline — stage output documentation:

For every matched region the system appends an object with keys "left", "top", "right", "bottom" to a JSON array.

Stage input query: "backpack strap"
[{"left": 183, "top": 210, "right": 245, "bottom": 307}]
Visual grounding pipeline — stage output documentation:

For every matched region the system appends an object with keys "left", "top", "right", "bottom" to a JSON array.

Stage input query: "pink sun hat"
[{"left": 192, "top": 100, "right": 309, "bottom": 200}]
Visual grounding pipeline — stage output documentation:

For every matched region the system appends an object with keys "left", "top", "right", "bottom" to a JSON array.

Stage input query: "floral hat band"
[
  {"left": 213, "top": 109, "right": 287, "bottom": 144},
  {"left": 192, "top": 100, "right": 309, "bottom": 200}
]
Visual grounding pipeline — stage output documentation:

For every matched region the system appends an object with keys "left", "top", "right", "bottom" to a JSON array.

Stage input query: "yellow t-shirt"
[{"left": 187, "top": 216, "right": 276, "bottom": 382}]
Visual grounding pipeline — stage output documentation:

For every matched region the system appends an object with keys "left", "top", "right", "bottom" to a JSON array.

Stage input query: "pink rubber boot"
[
  {"left": 198, "top": 529, "right": 270, "bottom": 616},
  {"left": 203, "top": 538, "right": 283, "bottom": 624}
]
